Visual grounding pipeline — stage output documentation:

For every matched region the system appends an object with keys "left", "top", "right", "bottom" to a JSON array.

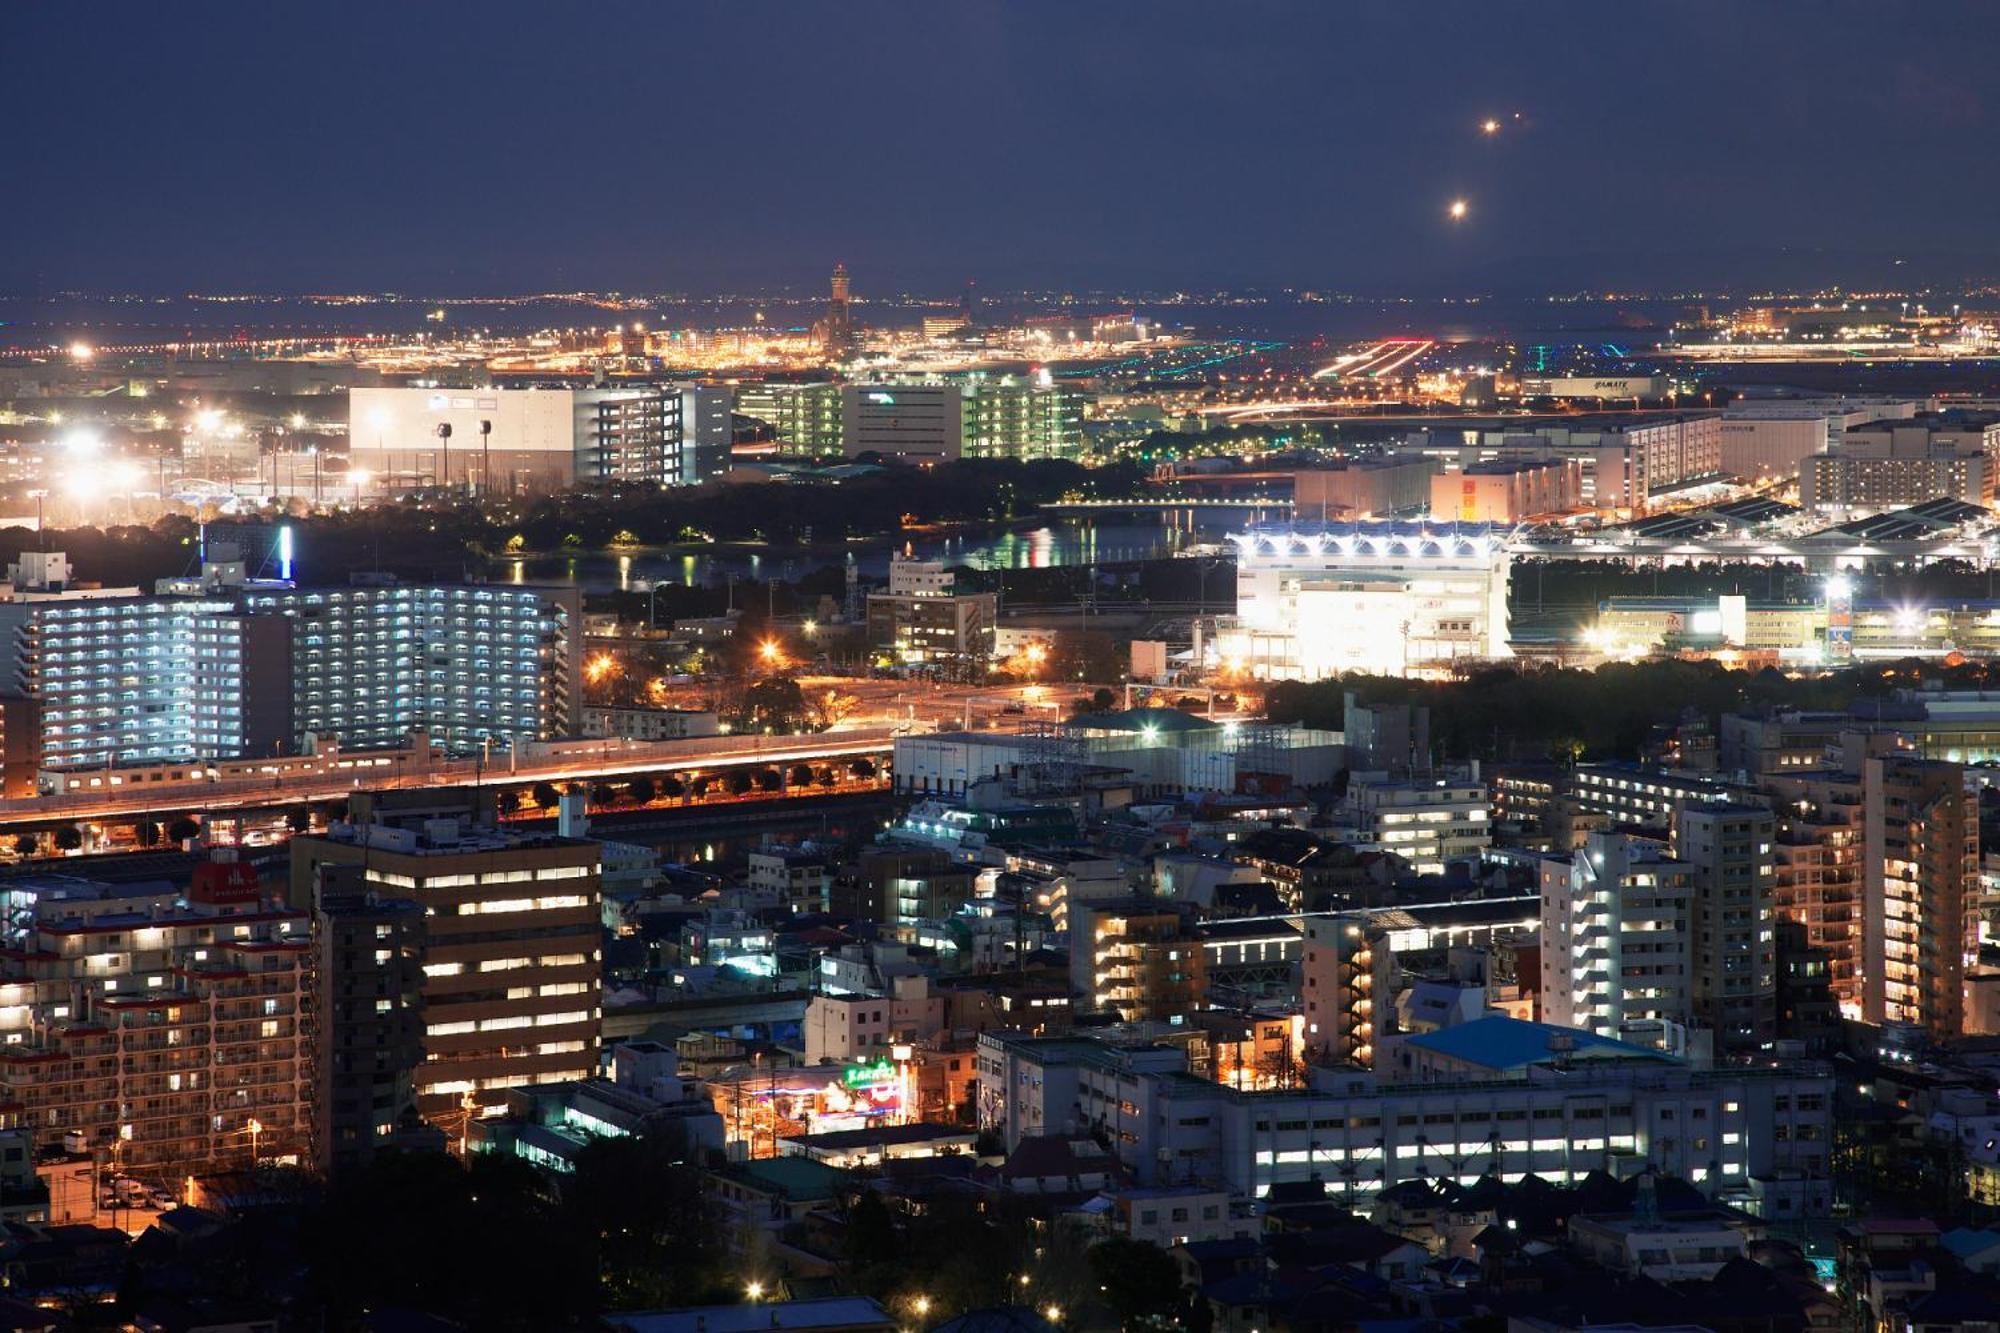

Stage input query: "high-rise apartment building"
[
  {"left": 0, "top": 596, "right": 294, "bottom": 771},
  {"left": 0, "top": 570, "right": 579, "bottom": 773},
  {"left": 1069, "top": 899, "right": 1206, "bottom": 1023},
  {"left": 1674, "top": 803, "right": 1778, "bottom": 1051},
  {"left": 1862, "top": 755, "right": 1979, "bottom": 1035},
  {"left": 0, "top": 860, "right": 308, "bottom": 1174},
  {"left": 289, "top": 812, "right": 602, "bottom": 1123},
  {"left": 240, "top": 582, "right": 582, "bottom": 754},
  {"left": 1540, "top": 831, "right": 1694, "bottom": 1039},
  {"left": 1765, "top": 771, "right": 1864, "bottom": 1015},
  {"left": 303, "top": 863, "right": 430, "bottom": 1176}
]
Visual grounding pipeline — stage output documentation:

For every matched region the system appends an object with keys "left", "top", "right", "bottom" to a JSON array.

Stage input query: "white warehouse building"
[{"left": 1215, "top": 523, "right": 1512, "bottom": 680}]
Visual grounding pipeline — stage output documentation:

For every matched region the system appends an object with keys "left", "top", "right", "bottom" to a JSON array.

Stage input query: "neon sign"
[{"left": 842, "top": 1059, "right": 897, "bottom": 1090}]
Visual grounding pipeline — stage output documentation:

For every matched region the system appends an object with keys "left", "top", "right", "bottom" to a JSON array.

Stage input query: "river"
[{"left": 487, "top": 514, "right": 1249, "bottom": 592}]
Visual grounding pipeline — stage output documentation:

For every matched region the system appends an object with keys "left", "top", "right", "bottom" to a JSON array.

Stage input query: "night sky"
[{"left": 6, "top": 1, "right": 1998, "bottom": 295}]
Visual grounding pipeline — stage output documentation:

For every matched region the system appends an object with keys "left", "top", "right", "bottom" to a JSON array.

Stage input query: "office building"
[
  {"left": 734, "top": 382, "right": 845, "bottom": 456},
  {"left": 1217, "top": 523, "right": 1510, "bottom": 680},
  {"left": 1428, "top": 457, "right": 1581, "bottom": 522},
  {"left": 1397, "top": 414, "right": 1722, "bottom": 514},
  {"left": 303, "top": 864, "right": 430, "bottom": 1175},
  {"left": 1540, "top": 831, "right": 1695, "bottom": 1039},
  {"left": 289, "top": 811, "right": 602, "bottom": 1122},
  {"left": 1069, "top": 899, "right": 1206, "bottom": 1022},
  {"left": 865, "top": 557, "right": 995, "bottom": 665},
  {"left": 1862, "top": 755, "right": 1978, "bottom": 1035},
  {"left": 1674, "top": 804, "right": 1778, "bottom": 1052},
  {"left": 348, "top": 385, "right": 694, "bottom": 495},
  {"left": 1799, "top": 414, "right": 2000, "bottom": 510},
  {"left": 0, "top": 860, "right": 308, "bottom": 1174},
  {"left": 842, "top": 383, "right": 962, "bottom": 459}
]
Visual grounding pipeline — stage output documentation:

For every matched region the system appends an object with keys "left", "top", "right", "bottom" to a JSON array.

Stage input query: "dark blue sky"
[{"left": 6, "top": 1, "right": 1998, "bottom": 295}]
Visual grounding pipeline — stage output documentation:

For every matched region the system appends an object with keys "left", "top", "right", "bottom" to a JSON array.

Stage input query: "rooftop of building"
[
  {"left": 1400, "top": 1016, "right": 1671, "bottom": 1073},
  {"left": 707, "top": 1155, "right": 851, "bottom": 1202},
  {"left": 780, "top": 1122, "right": 976, "bottom": 1152},
  {"left": 313, "top": 820, "right": 596, "bottom": 857},
  {"left": 1072, "top": 706, "right": 1218, "bottom": 736},
  {"left": 603, "top": 1296, "right": 895, "bottom": 1333}
]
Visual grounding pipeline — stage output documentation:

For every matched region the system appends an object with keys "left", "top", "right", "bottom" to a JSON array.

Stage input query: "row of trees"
[
  {"left": 1266, "top": 657, "right": 1961, "bottom": 764},
  {"left": 517, "top": 759, "right": 879, "bottom": 812}
]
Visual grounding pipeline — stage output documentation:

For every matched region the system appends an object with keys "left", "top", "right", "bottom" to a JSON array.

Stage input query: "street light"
[{"left": 745, "top": 1281, "right": 765, "bottom": 1302}]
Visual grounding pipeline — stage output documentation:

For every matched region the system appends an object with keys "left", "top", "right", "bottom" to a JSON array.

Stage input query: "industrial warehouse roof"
[
  {"left": 1400, "top": 1016, "right": 1669, "bottom": 1072},
  {"left": 1078, "top": 707, "right": 1218, "bottom": 735}
]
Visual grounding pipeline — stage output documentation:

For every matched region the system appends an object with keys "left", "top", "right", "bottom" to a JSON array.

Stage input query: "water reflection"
[{"left": 502, "top": 517, "right": 1243, "bottom": 592}]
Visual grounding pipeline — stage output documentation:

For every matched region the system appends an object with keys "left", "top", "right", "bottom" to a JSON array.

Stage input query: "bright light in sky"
[{"left": 1448, "top": 198, "right": 1469, "bottom": 220}]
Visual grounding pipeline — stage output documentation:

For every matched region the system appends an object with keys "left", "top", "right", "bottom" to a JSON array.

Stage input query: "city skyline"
[{"left": 8, "top": 2, "right": 2000, "bottom": 295}]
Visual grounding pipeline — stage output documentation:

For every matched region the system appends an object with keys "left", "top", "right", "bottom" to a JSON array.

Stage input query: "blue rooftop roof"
[{"left": 1400, "top": 1016, "right": 1668, "bottom": 1072}]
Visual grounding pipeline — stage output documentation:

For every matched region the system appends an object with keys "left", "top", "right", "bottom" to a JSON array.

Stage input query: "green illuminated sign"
[{"left": 842, "top": 1059, "right": 897, "bottom": 1088}]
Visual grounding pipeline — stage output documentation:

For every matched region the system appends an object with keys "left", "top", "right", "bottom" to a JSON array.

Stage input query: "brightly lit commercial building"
[
  {"left": 1216, "top": 523, "right": 1511, "bottom": 680},
  {"left": 0, "top": 861, "right": 309, "bottom": 1174},
  {"left": 347, "top": 385, "right": 695, "bottom": 494},
  {"left": 289, "top": 818, "right": 603, "bottom": 1122}
]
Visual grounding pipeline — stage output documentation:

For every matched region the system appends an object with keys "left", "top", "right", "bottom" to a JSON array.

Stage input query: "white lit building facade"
[
  {"left": 975, "top": 1031, "right": 1833, "bottom": 1211},
  {"left": 1216, "top": 523, "right": 1511, "bottom": 680},
  {"left": 241, "top": 583, "right": 581, "bottom": 754}
]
